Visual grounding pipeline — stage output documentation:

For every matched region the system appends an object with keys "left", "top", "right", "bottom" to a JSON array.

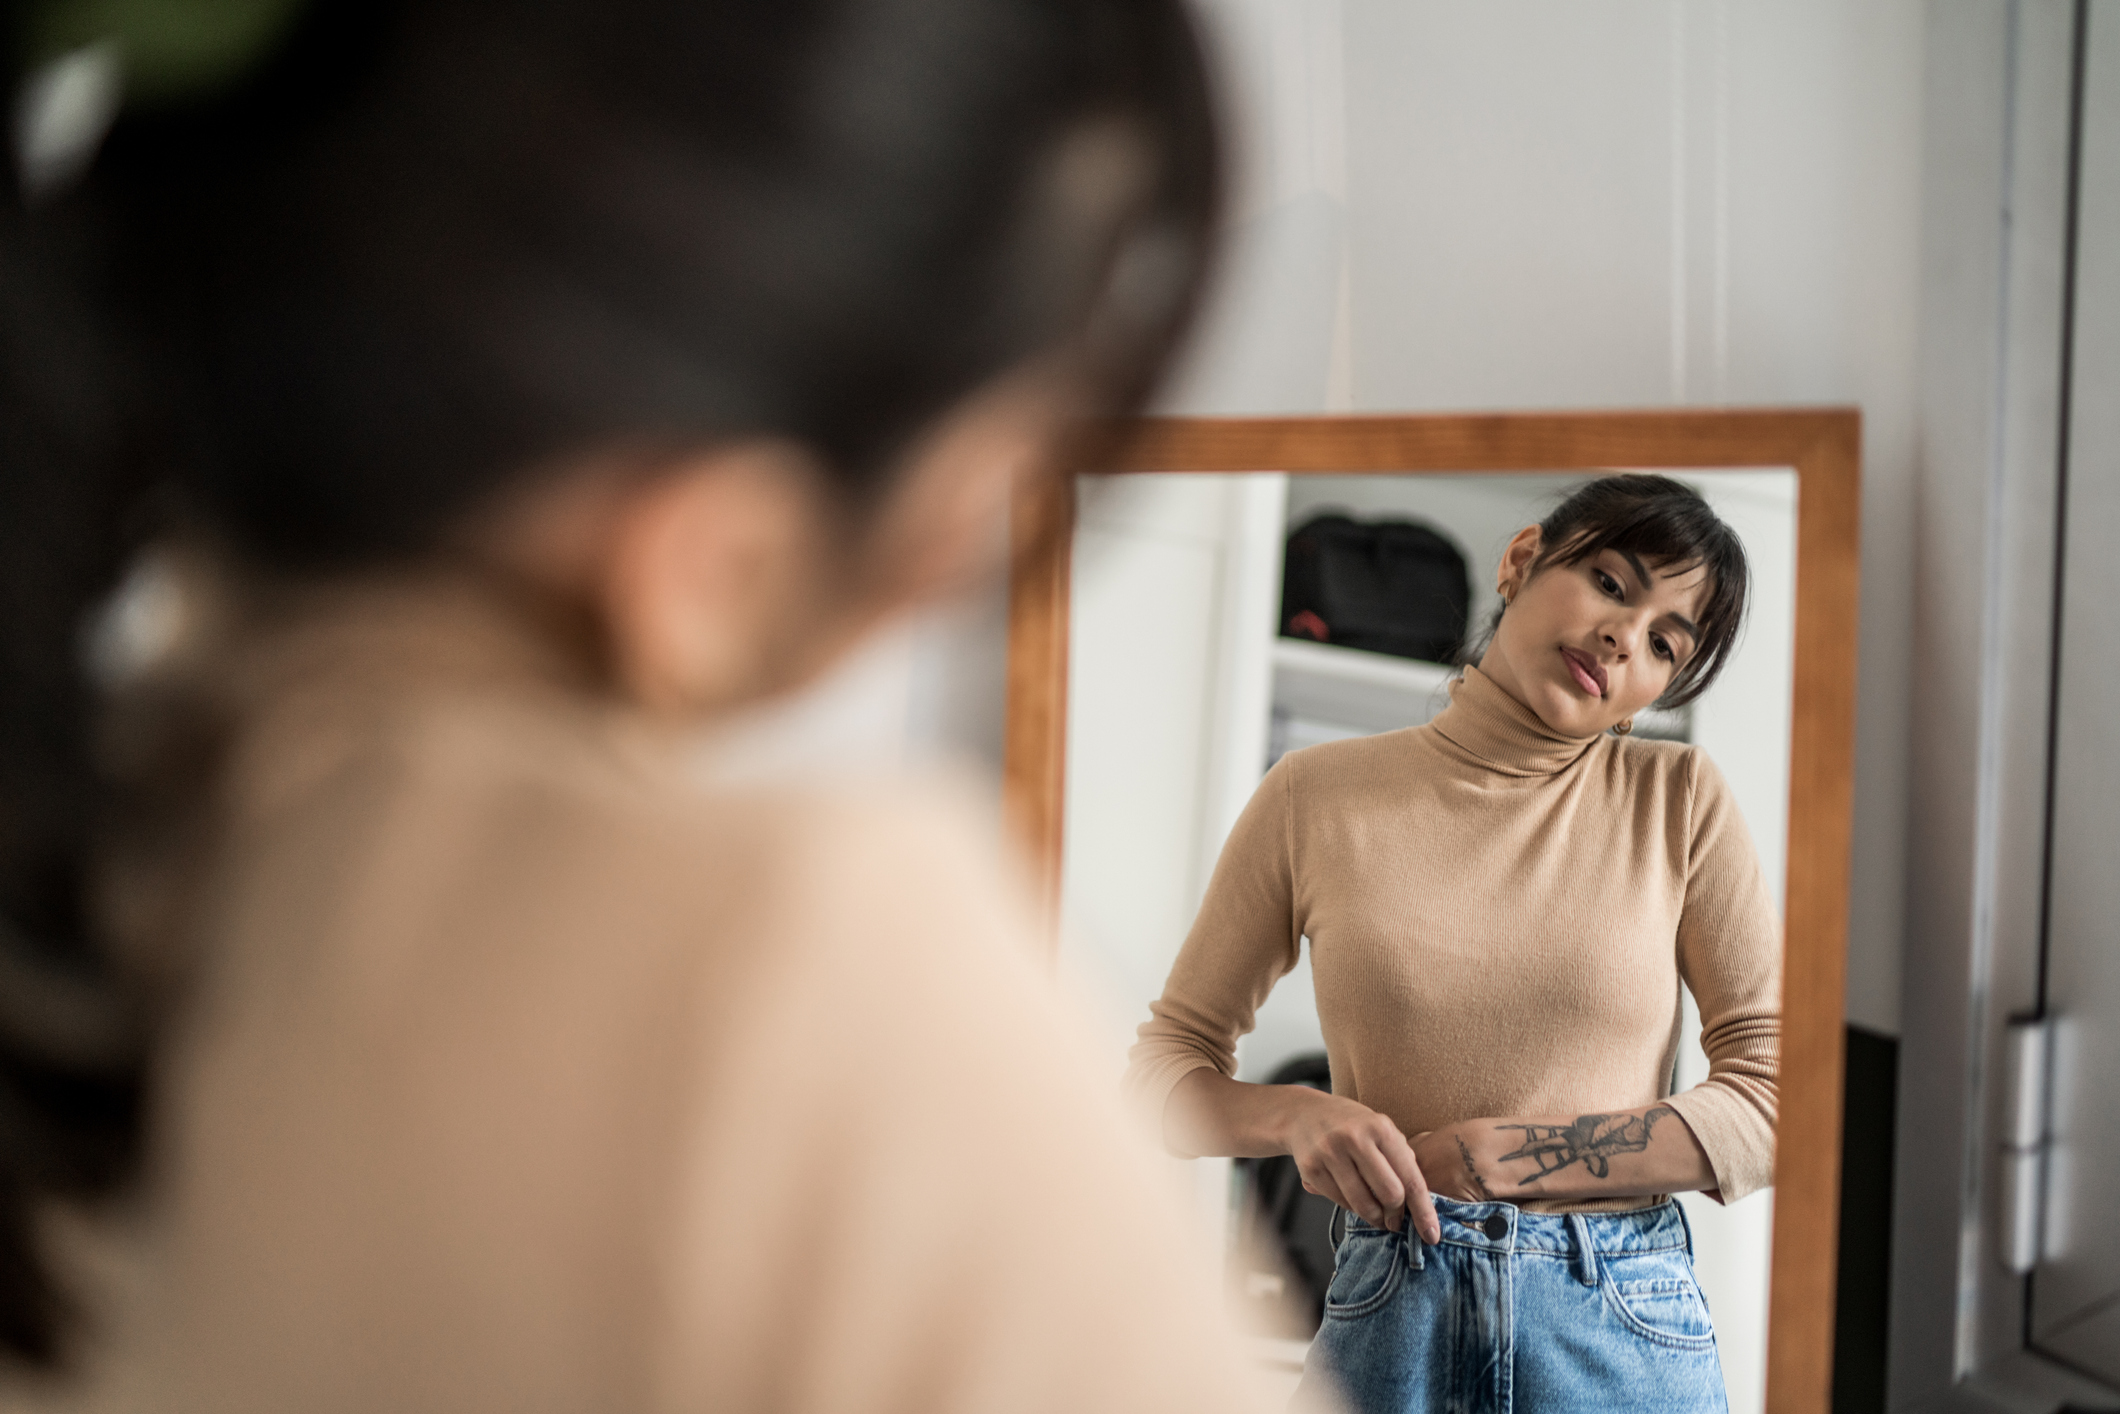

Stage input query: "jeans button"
[{"left": 1483, "top": 1213, "right": 1509, "bottom": 1240}]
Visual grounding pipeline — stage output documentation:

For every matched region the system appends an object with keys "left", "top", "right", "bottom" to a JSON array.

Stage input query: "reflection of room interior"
[
  {"left": 1268, "top": 474, "right": 1694, "bottom": 766},
  {"left": 1059, "top": 467, "right": 1796, "bottom": 1412}
]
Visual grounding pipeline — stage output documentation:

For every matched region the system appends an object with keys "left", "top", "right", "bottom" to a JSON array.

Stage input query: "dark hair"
[
  {"left": 0, "top": 0, "right": 1221, "bottom": 1363},
  {"left": 1469, "top": 474, "right": 1749, "bottom": 711}
]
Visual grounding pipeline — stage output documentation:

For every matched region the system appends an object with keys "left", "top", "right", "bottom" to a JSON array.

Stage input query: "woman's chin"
[{"left": 1527, "top": 683, "right": 1608, "bottom": 737}]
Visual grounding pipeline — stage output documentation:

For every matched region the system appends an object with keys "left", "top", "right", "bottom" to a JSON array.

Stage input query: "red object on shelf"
[{"left": 1285, "top": 609, "right": 1331, "bottom": 642}]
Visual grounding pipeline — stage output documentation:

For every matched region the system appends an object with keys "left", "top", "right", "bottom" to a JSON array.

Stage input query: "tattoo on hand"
[
  {"left": 1494, "top": 1105, "right": 1674, "bottom": 1183},
  {"left": 1454, "top": 1134, "right": 1497, "bottom": 1200}
]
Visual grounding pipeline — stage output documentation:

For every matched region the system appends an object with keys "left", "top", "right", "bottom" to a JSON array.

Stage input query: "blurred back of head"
[{"left": 0, "top": 0, "right": 1219, "bottom": 1364}]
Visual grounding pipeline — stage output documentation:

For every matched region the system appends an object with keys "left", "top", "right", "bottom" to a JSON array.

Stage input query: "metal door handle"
[{"left": 1998, "top": 1017, "right": 2051, "bottom": 1274}]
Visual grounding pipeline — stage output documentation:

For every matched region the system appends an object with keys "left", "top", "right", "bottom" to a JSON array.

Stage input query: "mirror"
[{"left": 1002, "top": 412, "right": 1859, "bottom": 1414}]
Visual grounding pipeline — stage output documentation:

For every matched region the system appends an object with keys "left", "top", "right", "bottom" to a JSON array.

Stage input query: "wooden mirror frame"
[{"left": 1002, "top": 409, "right": 1861, "bottom": 1414}]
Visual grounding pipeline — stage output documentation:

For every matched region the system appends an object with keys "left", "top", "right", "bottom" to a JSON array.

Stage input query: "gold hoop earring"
[{"left": 1612, "top": 718, "right": 1635, "bottom": 736}]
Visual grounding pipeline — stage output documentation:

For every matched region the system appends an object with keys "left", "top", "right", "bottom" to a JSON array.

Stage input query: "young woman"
[
  {"left": 1126, "top": 476, "right": 1780, "bottom": 1414},
  {"left": 0, "top": 3, "right": 1278, "bottom": 1410}
]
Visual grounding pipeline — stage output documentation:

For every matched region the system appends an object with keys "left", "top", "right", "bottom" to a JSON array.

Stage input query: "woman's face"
[{"left": 1477, "top": 526, "right": 1710, "bottom": 737}]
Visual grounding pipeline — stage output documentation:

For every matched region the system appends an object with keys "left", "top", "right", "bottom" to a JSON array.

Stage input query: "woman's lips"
[{"left": 1560, "top": 647, "right": 1607, "bottom": 698}]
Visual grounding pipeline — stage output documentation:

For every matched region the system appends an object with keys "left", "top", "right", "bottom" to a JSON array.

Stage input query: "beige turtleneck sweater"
[
  {"left": 18, "top": 568, "right": 1279, "bottom": 1414},
  {"left": 1124, "top": 666, "right": 1780, "bottom": 1205}
]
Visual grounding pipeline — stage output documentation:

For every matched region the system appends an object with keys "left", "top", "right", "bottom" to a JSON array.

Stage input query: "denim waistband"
[{"left": 1344, "top": 1195, "right": 1691, "bottom": 1257}]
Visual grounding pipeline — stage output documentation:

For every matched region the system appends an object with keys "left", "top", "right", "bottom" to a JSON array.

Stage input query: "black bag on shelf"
[{"left": 1280, "top": 513, "right": 1471, "bottom": 664}]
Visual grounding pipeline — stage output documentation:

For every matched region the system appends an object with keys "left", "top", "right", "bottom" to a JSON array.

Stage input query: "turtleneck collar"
[{"left": 1427, "top": 665, "right": 1604, "bottom": 777}]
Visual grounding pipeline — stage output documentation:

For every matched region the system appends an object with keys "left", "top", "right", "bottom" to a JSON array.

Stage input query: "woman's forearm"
[
  {"left": 1164, "top": 1068, "right": 1325, "bottom": 1157},
  {"left": 1167, "top": 1072, "right": 1716, "bottom": 1227},
  {"left": 1415, "top": 1102, "right": 1718, "bottom": 1203}
]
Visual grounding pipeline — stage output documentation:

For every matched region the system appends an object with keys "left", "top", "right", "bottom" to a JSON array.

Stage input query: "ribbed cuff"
[{"left": 1664, "top": 1083, "right": 1774, "bottom": 1203}]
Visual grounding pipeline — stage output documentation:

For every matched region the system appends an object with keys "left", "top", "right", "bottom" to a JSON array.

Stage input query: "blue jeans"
[{"left": 1295, "top": 1197, "right": 1729, "bottom": 1414}]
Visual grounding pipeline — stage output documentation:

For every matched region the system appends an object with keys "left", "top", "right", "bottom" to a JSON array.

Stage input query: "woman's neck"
[{"left": 1428, "top": 666, "right": 1603, "bottom": 778}]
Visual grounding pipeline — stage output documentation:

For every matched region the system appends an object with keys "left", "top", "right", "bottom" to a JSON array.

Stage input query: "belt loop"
[
  {"left": 1671, "top": 1196, "right": 1697, "bottom": 1258},
  {"left": 1567, "top": 1212, "right": 1599, "bottom": 1287}
]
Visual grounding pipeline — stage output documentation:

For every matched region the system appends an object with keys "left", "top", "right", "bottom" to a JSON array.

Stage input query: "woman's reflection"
[{"left": 1124, "top": 474, "right": 1779, "bottom": 1414}]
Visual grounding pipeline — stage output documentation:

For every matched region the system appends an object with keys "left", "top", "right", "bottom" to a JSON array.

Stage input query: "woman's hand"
[
  {"left": 1282, "top": 1090, "right": 1441, "bottom": 1242},
  {"left": 1164, "top": 1070, "right": 1441, "bottom": 1243},
  {"left": 1410, "top": 1125, "right": 1503, "bottom": 1203}
]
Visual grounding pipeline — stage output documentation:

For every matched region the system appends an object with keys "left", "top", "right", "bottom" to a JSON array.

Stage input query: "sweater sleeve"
[
  {"left": 1661, "top": 748, "right": 1783, "bottom": 1203},
  {"left": 1121, "top": 756, "right": 1303, "bottom": 1150}
]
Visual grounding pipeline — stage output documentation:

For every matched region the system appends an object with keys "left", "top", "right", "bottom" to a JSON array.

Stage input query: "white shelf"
[
  {"left": 1269, "top": 636, "right": 1690, "bottom": 744},
  {"left": 1270, "top": 638, "right": 1458, "bottom": 737}
]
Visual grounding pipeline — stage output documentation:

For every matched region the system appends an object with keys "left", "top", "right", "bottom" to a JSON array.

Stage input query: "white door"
[{"left": 2030, "top": 0, "right": 2120, "bottom": 1385}]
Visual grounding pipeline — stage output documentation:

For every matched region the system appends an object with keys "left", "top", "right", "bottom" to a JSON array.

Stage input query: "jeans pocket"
[
  {"left": 1602, "top": 1272, "right": 1718, "bottom": 1348},
  {"left": 1321, "top": 1232, "right": 1403, "bottom": 1320}
]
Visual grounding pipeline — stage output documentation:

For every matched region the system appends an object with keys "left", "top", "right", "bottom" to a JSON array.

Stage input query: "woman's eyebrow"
[{"left": 1616, "top": 549, "right": 1703, "bottom": 641}]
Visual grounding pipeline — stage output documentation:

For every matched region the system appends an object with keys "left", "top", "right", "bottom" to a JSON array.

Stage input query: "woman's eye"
[
  {"left": 1596, "top": 570, "right": 1621, "bottom": 597},
  {"left": 1651, "top": 634, "right": 1674, "bottom": 662}
]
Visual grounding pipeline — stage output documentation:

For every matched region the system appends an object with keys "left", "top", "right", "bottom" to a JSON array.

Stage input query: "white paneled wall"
[
  {"left": 1162, "top": 0, "right": 1353, "bottom": 414},
  {"left": 1346, "top": 4, "right": 1688, "bottom": 407}
]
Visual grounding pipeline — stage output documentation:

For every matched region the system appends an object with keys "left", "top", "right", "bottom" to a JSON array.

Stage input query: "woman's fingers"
[
  {"left": 1299, "top": 1160, "right": 1361, "bottom": 1219},
  {"left": 1303, "top": 1137, "right": 1400, "bottom": 1228},
  {"left": 1344, "top": 1128, "right": 1412, "bottom": 1231},
  {"left": 1379, "top": 1128, "right": 1441, "bottom": 1243},
  {"left": 1314, "top": 1150, "right": 1375, "bottom": 1225}
]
